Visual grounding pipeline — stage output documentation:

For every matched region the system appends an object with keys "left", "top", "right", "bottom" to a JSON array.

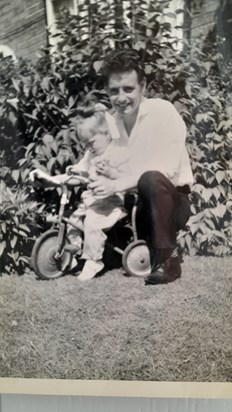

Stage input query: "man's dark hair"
[{"left": 101, "top": 49, "right": 145, "bottom": 85}]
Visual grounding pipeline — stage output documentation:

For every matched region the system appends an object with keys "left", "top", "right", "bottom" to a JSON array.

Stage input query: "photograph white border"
[{"left": 0, "top": 379, "right": 232, "bottom": 398}]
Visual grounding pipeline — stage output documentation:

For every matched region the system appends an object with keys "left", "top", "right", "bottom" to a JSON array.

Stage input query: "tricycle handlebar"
[{"left": 31, "top": 170, "right": 89, "bottom": 188}]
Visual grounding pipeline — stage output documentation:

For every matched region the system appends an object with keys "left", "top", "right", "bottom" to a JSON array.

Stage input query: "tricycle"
[{"left": 31, "top": 172, "right": 152, "bottom": 280}]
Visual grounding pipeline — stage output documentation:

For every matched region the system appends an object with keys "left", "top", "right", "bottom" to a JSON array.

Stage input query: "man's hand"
[
  {"left": 88, "top": 177, "right": 116, "bottom": 198},
  {"left": 94, "top": 159, "right": 110, "bottom": 177},
  {"left": 65, "top": 165, "right": 74, "bottom": 174}
]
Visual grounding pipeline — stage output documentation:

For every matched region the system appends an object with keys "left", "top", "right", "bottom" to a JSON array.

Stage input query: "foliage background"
[{"left": 0, "top": 0, "right": 231, "bottom": 275}]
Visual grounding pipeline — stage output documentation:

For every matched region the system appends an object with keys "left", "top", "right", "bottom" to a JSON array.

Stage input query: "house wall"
[
  {"left": 0, "top": 0, "right": 47, "bottom": 62},
  {"left": 0, "top": 1, "right": 229, "bottom": 63},
  {"left": 191, "top": 0, "right": 220, "bottom": 38},
  {"left": 191, "top": 0, "right": 232, "bottom": 60}
]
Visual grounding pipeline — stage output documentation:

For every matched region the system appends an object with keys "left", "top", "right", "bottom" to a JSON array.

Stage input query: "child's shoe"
[{"left": 78, "top": 260, "right": 104, "bottom": 281}]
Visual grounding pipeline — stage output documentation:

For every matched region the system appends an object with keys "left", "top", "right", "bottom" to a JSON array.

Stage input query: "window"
[
  {"left": 161, "top": 0, "right": 185, "bottom": 51},
  {"left": 45, "top": 0, "right": 185, "bottom": 50},
  {"left": 45, "top": 0, "right": 78, "bottom": 47},
  {"left": 123, "top": 0, "right": 185, "bottom": 51}
]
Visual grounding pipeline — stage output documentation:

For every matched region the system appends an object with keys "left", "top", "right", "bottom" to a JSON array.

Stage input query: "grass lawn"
[{"left": 0, "top": 256, "right": 231, "bottom": 382}]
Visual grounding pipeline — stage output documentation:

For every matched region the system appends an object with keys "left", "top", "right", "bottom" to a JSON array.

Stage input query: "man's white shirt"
[{"left": 106, "top": 98, "right": 194, "bottom": 187}]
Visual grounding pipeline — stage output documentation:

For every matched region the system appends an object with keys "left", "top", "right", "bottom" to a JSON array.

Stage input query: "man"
[{"left": 89, "top": 49, "right": 194, "bottom": 284}]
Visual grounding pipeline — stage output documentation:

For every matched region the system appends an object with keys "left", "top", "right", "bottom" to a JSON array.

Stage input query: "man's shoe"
[{"left": 145, "top": 254, "right": 182, "bottom": 285}]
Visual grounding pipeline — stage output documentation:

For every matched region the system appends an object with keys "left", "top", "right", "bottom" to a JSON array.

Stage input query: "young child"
[{"left": 30, "top": 101, "right": 131, "bottom": 281}]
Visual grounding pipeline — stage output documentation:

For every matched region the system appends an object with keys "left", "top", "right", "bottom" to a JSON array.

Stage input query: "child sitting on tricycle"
[{"left": 30, "top": 100, "right": 151, "bottom": 281}]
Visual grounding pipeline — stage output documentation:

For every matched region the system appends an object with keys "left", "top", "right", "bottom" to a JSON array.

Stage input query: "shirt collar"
[
  {"left": 105, "top": 111, "right": 121, "bottom": 140},
  {"left": 107, "top": 97, "right": 150, "bottom": 140},
  {"left": 137, "top": 96, "right": 149, "bottom": 118}
]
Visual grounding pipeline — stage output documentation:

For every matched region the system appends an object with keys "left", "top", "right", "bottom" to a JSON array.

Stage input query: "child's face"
[{"left": 86, "top": 132, "right": 111, "bottom": 156}]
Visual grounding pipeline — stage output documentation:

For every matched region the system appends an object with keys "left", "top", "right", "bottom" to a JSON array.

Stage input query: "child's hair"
[{"left": 75, "top": 97, "right": 109, "bottom": 140}]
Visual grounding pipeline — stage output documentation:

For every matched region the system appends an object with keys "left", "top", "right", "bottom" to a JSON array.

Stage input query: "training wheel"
[{"left": 122, "top": 240, "right": 152, "bottom": 277}]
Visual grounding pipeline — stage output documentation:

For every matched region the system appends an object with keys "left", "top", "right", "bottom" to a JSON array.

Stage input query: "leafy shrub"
[
  {"left": 0, "top": 181, "right": 45, "bottom": 275},
  {"left": 0, "top": 0, "right": 231, "bottom": 277},
  {"left": 178, "top": 37, "right": 232, "bottom": 256},
  {"left": 1, "top": 1, "right": 188, "bottom": 179}
]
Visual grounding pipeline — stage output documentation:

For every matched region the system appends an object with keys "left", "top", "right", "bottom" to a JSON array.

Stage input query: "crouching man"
[{"left": 89, "top": 49, "right": 194, "bottom": 284}]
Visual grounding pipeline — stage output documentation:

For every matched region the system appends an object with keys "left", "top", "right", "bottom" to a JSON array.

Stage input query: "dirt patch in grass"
[{"left": 0, "top": 256, "right": 231, "bottom": 381}]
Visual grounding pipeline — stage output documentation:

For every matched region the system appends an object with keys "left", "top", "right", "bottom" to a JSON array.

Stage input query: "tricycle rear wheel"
[
  {"left": 122, "top": 240, "right": 152, "bottom": 277},
  {"left": 31, "top": 229, "right": 72, "bottom": 280}
]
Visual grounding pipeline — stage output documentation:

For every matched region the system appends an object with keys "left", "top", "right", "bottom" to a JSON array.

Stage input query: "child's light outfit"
[{"left": 67, "top": 140, "right": 130, "bottom": 278}]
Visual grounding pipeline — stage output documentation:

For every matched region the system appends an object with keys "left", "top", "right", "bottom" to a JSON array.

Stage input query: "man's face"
[{"left": 107, "top": 70, "right": 145, "bottom": 117}]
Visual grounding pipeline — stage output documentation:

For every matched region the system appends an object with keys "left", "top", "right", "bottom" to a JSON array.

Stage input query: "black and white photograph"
[{"left": 0, "top": 0, "right": 231, "bottom": 385}]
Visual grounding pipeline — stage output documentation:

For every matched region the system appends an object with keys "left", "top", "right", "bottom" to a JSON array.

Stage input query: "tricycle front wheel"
[{"left": 31, "top": 229, "right": 72, "bottom": 280}]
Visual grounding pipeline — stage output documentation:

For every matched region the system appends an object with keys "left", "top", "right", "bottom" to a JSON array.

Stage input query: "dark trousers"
[{"left": 136, "top": 171, "right": 191, "bottom": 264}]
